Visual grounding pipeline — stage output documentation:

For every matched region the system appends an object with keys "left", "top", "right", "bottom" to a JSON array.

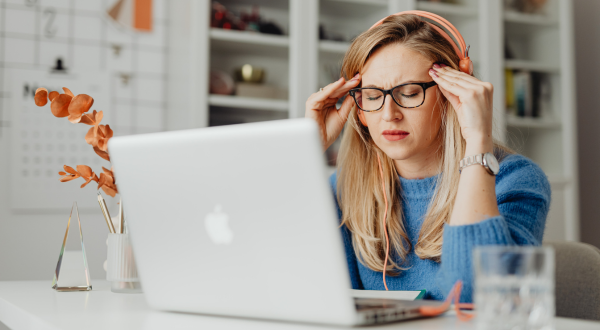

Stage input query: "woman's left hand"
[{"left": 429, "top": 63, "right": 494, "bottom": 148}]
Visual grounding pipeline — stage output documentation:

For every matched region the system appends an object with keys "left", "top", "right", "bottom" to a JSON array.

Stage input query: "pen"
[{"left": 97, "top": 192, "right": 115, "bottom": 234}]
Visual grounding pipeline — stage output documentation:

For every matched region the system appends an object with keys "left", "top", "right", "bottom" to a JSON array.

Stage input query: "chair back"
[{"left": 544, "top": 241, "right": 600, "bottom": 320}]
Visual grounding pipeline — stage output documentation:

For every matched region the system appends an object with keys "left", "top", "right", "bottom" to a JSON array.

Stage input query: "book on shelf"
[{"left": 505, "top": 69, "right": 551, "bottom": 119}]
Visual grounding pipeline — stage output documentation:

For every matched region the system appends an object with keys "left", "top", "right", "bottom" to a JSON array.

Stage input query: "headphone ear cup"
[
  {"left": 459, "top": 57, "right": 473, "bottom": 75},
  {"left": 357, "top": 108, "right": 368, "bottom": 126}
]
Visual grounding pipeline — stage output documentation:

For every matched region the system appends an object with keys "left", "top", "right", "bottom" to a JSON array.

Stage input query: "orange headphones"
[
  {"left": 357, "top": 10, "right": 473, "bottom": 128},
  {"left": 360, "top": 11, "right": 472, "bottom": 291}
]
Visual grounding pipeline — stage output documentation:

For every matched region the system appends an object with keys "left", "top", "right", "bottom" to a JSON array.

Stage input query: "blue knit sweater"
[{"left": 329, "top": 154, "right": 551, "bottom": 302}]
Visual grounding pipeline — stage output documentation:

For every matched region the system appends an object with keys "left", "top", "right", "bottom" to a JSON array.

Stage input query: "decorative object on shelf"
[
  {"left": 210, "top": 69, "right": 235, "bottom": 95},
  {"left": 211, "top": 1, "right": 284, "bottom": 35},
  {"left": 231, "top": 64, "right": 288, "bottom": 100},
  {"left": 234, "top": 64, "right": 265, "bottom": 84},
  {"left": 33, "top": 87, "right": 119, "bottom": 197},
  {"left": 52, "top": 202, "right": 92, "bottom": 292},
  {"left": 504, "top": 0, "right": 548, "bottom": 14},
  {"left": 319, "top": 24, "right": 346, "bottom": 42},
  {"left": 107, "top": 0, "right": 153, "bottom": 32}
]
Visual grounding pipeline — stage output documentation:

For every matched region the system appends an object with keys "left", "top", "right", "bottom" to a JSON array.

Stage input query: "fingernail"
[
  {"left": 429, "top": 69, "right": 438, "bottom": 78},
  {"left": 433, "top": 63, "right": 441, "bottom": 69},
  {"left": 440, "top": 64, "right": 447, "bottom": 67},
  {"left": 338, "top": 77, "right": 344, "bottom": 82}
]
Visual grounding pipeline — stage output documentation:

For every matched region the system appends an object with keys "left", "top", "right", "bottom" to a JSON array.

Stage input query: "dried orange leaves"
[
  {"left": 34, "top": 86, "right": 118, "bottom": 196},
  {"left": 97, "top": 167, "right": 118, "bottom": 197},
  {"left": 35, "top": 87, "right": 95, "bottom": 121},
  {"left": 80, "top": 110, "right": 103, "bottom": 126},
  {"left": 63, "top": 87, "right": 74, "bottom": 97},
  {"left": 93, "top": 146, "right": 110, "bottom": 161},
  {"left": 68, "top": 94, "right": 94, "bottom": 123},
  {"left": 97, "top": 125, "right": 113, "bottom": 151},
  {"left": 34, "top": 88, "right": 48, "bottom": 106},
  {"left": 76, "top": 165, "right": 99, "bottom": 188},
  {"left": 86, "top": 123, "right": 113, "bottom": 154},
  {"left": 59, "top": 165, "right": 80, "bottom": 182},
  {"left": 49, "top": 91, "right": 59, "bottom": 101},
  {"left": 50, "top": 94, "right": 72, "bottom": 117}
]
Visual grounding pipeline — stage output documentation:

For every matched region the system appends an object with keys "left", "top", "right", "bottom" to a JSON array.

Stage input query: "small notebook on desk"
[{"left": 350, "top": 289, "right": 426, "bottom": 301}]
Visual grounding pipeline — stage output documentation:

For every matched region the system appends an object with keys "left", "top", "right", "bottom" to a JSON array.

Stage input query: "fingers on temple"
[
  {"left": 313, "top": 78, "right": 345, "bottom": 101},
  {"left": 338, "top": 94, "right": 355, "bottom": 119},
  {"left": 431, "top": 73, "right": 470, "bottom": 98},
  {"left": 436, "top": 66, "right": 482, "bottom": 85},
  {"left": 330, "top": 78, "right": 361, "bottom": 99}
]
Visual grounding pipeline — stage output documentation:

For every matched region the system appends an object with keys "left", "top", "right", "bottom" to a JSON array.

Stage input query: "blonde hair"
[{"left": 336, "top": 14, "right": 512, "bottom": 274}]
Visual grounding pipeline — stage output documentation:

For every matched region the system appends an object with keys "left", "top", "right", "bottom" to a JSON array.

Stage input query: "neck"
[{"left": 393, "top": 140, "right": 442, "bottom": 180}]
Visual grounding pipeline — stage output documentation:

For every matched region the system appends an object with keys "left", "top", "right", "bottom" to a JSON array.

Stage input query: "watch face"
[{"left": 485, "top": 153, "right": 500, "bottom": 174}]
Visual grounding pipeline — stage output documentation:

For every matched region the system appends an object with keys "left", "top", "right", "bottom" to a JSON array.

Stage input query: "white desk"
[{"left": 0, "top": 281, "right": 598, "bottom": 330}]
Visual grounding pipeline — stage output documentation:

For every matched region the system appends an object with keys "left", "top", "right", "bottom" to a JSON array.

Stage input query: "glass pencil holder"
[{"left": 106, "top": 233, "right": 142, "bottom": 293}]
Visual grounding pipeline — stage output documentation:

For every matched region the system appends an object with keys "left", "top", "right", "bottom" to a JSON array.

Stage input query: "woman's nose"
[{"left": 381, "top": 94, "right": 403, "bottom": 122}]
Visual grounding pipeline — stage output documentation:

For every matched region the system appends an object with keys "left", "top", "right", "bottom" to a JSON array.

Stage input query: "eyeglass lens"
[{"left": 354, "top": 84, "right": 425, "bottom": 111}]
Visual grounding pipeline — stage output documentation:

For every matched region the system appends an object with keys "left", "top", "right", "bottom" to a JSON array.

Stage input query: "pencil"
[
  {"left": 97, "top": 192, "right": 116, "bottom": 234},
  {"left": 118, "top": 198, "right": 124, "bottom": 234}
]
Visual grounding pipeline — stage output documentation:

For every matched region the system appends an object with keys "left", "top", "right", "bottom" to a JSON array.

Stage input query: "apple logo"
[{"left": 204, "top": 204, "right": 233, "bottom": 244}]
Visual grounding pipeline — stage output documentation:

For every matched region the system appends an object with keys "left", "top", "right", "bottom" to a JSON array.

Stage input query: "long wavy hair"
[{"left": 336, "top": 14, "right": 512, "bottom": 274}]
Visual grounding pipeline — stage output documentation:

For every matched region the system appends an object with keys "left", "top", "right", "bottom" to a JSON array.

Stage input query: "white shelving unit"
[{"left": 167, "top": 0, "right": 579, "bottom": 242}]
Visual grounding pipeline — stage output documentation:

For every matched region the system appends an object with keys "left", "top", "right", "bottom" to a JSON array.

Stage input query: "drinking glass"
[{"left": 474, "top": 245, "right": 555, "bottom": 330}]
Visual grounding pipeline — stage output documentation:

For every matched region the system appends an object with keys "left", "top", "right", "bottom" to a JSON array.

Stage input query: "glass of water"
[{"left": 474, "top": 245, "right": 555, "bottom": 330}]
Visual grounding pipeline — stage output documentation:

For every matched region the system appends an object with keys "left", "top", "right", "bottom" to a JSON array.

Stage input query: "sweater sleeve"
[
  {"left": 330, "top": 172, "right": 364, "bottom": 290},
  {"left": 435, "top": 154, "right": 551, "bottom": 302}
]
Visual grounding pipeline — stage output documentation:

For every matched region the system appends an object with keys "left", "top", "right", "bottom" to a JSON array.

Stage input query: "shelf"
[
  {"left": 504, "top": 10, "right": 558, "bottom": 26},
  {"left": 323, "top": 0, "right": 387, "bottom": 6},
  {"left": 210, "top": 28, "right": 289, "bottom": 57},
  {"left": 218, "top": 0, "right": 289, "bottom": 10},
  {"left": 416, "top": 1, "right": 477, "bottom": 17},
  {"left": 504, "top": 59, "right": 560, "bottom": 73},
  {"left": 506, "top": 114, "right": 561, "bottom": 129},
  {"left": 319, "top": 40, "right": 350, "bottom": 54},
  {"left": 208, "top": 94, "right": 289, "bottom": 112},
  {"left": 210, "top": 28, "right": 289, "bottom": 47}
]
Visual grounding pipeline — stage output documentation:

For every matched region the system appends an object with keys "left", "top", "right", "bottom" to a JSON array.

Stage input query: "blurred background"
[{"left": 0, "top": 0, "right": 597, "bottom": 287}]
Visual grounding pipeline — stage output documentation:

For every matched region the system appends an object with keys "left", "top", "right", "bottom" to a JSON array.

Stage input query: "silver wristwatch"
[{"left": 459, "top": 152, "right": 499, "bottom": 175}]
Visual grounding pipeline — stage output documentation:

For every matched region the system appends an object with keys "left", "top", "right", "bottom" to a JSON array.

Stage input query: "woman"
[{"left": 305, "top": 13, "right": 550, "bottom": 302}]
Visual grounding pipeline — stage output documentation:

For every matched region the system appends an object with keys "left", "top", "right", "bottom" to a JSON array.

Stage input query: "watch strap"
[{"left": 459, "top": 153, "right": 486, "bottom": 174}]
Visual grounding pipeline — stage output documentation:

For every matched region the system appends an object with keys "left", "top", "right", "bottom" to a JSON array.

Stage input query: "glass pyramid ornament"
[{"left": 52, "top": 202, "right": 92, "bottom": 291}]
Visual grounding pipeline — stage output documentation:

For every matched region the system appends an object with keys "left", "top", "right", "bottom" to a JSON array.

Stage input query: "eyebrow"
[{"left": 362, "top": 80, "right": 428, "bottom": 88}]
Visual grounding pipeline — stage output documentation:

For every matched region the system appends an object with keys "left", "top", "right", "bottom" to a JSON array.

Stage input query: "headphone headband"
[{"left": 368, "top": 10, "right": 471, "bottom": 65}]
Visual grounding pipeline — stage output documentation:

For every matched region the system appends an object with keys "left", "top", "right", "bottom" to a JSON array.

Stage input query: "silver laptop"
[{"left": 108, "top": 118, "right": 444, "bottom": 326}]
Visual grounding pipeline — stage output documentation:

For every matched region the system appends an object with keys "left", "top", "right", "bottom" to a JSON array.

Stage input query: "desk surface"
[{"left": 0, "top": 281, "right": 598, "bottom": 330}]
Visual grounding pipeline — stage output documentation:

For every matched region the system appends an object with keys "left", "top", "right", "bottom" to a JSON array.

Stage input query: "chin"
[{"left": 378, "top": 145, "right": 415, "bottom": 161}]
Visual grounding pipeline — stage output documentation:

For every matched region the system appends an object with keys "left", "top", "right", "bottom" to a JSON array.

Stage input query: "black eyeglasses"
[{"left": 348, "top": 81, "right": 437, "bottom": 112}]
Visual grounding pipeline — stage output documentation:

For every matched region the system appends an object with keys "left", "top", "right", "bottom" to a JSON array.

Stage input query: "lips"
[{"left": 382, "top": 130, "right": 409, "bottom": 141}]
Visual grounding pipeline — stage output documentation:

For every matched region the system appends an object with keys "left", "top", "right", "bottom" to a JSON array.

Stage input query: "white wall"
[
  {"left": 574, "top": 0, "right": 600, "bottom": 249},
  {"left": 0, "top": 0, "right": 168, "bottom": 281}
]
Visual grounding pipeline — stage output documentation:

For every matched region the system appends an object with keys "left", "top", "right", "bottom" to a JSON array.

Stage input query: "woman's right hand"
[{"left": 305, "top": 73, "right": 361, "bottom": 150}]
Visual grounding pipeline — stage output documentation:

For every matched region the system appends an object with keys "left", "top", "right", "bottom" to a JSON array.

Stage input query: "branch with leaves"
[{"left": 34, "top": 87, "right": 118, "bottom": 197}]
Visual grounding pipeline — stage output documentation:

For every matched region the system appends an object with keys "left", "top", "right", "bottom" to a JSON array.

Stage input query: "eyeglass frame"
[{"left": 348, "top": 81, "right": 438, "bottom": 112}]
